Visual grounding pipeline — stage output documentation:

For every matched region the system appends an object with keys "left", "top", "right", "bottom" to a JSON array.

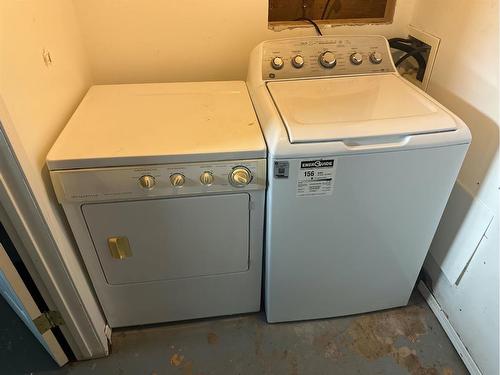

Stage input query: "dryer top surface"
[{"left": 47, "top": 81, "right": 266, "bottom": 170}]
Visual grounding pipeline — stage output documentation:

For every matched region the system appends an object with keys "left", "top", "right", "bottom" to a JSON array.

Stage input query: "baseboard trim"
[{"left": 418, "top": 281, "right": 481, "bottom": 375}]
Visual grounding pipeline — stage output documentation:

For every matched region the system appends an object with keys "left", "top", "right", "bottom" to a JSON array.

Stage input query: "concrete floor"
[{"left": 33, "top": 291, "right": 467, "bottom": 375}]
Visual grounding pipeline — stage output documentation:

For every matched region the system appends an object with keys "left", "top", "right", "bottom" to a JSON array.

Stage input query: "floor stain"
[
  {"left": 348, "top": 317, "right": 394, "bottom": 360},
  {"left": 182, "top": 361, "right": 193, "bottom": 375},
  {"left": 288, "top": 353, "right": 299, "bottom": 375},
  {"left": 373, "top": 305, "right": 427, "bottom": 342},
  {"left": 442, "top": 368, "right": 454, "bottom": 375},
  {"left": 170, "top": 353, "right": 184, "bottom": 367},
  {"left": 207, "top": 331, "right": 219, "bottom": 345},
  {"left": 347, "top": 305, "right": 440, "bottom": 374},
  {"left": 313, "top": 329, "right": 343, "bottom": 360},
  {"left": 393, "top": 346, "right": 438, "bottom": 375},
  {"left": 293, "top": 323, "right": 316, "bottom": 345}
]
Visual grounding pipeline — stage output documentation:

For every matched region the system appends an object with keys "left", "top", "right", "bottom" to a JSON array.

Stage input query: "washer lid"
[
  {"left": 267, "top": 74, "right": 458, "bottom": 143},
  {"left": 47, "top": 81, "right": 265, "bottom": 170}
]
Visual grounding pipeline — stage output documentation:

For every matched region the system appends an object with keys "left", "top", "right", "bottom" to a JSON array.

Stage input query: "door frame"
[{"left": 0, "top": 98, "right": 109, "bottom": 359}]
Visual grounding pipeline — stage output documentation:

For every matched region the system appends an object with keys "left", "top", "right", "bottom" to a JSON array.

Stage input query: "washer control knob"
[
  {"left": 200, "top": 171, "right": 214, "bottom": 186},
  {"left": 369, "top": 51, "right": 383, "bottom": 64},
  {"left": 271, "top": 57, "right": 284, "bottom": 70},
  {"left": 350, "top": 52, "right": 363, "bottom": 65},
  {"left": 319, "top": 51, "right": 336, "bottom": 69},
  {"left": 229, "top": 167, "right": 252, "bottom": 187},
  {"left": 169, "top": 173, "right": 185, "bottom": 187},
  {"left": 139, "top": 175, "right": 156, "bottom": 189},
  {"left": 292, "top": 55, "right": 304, "bottom": 68}
]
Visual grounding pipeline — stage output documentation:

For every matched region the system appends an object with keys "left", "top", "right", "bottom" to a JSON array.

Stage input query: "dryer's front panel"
[{"left": 82, "top": 194, "right": 250, "bottom": 285}]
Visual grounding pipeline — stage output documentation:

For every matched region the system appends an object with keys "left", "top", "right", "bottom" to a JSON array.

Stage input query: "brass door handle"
[{"left": 107, "top": 236, "right": 133, "bottom": 260}]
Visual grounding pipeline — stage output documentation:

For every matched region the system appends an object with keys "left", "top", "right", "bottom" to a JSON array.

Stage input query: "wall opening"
[{"left": 268, "top": 0, "right": 396, "bottom": 26}]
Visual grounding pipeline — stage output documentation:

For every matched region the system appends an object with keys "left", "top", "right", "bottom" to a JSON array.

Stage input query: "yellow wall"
[{"left": 73, "top": 0, "right": 416, "bottom": 84}]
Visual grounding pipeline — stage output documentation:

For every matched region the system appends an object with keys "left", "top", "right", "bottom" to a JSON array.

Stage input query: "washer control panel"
[
  {"left": 51, "top": 159, "right": 266, "bottom": 203},
  {"left": 262, "top": 35, "right": 394, "bottom": 80}
]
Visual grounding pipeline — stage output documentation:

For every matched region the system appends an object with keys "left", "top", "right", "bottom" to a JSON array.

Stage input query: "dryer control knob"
[
  {"left": 271, "top": 57, "right": 284, "bottom": 70},
  {"left": 292, "top": 55, "right": 304, "bottom": 68},
  {"left": 369, "top": 51, "right": 383, "bottom": 64},
  {"left": 200, "top": 171, "right": 214, "bottom": 186},
  {"left": 170, "top": 173, "right": 185, "bottom": 187},
  {"left": 230, "top": 167, "right": 252, "bottom": 187},
  {"left": 350, "top": 52, "right": 363, "bottom": 65},
  {"left": 139, "top": 175, "right": 156, "bottom": 189},
  {"left": 319, "top": 51, "right": 336, "bottom": 69}
]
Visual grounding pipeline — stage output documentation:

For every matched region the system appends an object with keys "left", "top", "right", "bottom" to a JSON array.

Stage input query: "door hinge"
[
  {"left": 104, "top": 324, "right": 112, "bottom": 344},
  {"left": 33, "top": 311, "right": 65, "bottom": 334}
]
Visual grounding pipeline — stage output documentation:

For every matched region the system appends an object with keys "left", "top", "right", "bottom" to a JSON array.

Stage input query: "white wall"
[
  {"left": 72, "top": 0, "right": 417, "bottom": 84},
  {"left": 411, "top": 1, "right": 499, "bottom": 374},
  {"left": 0, "top": 0, "right": 107, "bottom": 358}
]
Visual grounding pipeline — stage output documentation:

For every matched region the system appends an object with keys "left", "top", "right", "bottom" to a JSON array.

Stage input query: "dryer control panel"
[
  {"left": 262, "top": 35, "right": 395, "bottom": 81},
  {"left": 51, "top": 159, "right": 266, "bottom": 203}
]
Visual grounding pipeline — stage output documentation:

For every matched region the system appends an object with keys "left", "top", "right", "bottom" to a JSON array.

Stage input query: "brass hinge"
[{"left": 33, "top": 311, "right": 65, "bottom": 334}]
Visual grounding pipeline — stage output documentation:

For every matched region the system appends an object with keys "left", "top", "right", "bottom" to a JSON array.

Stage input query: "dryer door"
[{"left": 82, "top": 194, "right": 250, "bottom": 285}]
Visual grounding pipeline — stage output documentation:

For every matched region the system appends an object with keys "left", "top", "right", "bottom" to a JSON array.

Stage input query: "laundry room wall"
[
  {"left": 411, "top": 1, "right": 499, "bottom": 374},
  {"left": 0, "top": 0, "right": 106, "bottom": 358},
  {"left": 71, "top": 0, "right": 417, "bottom": 84}
]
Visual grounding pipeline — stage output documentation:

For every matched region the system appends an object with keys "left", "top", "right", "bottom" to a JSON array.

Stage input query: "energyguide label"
[{"left": 297, "top": 159, "right": 336, "bottom": 197}]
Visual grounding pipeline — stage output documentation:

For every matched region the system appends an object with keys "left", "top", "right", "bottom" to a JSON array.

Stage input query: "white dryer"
[
  {"left": 246, "top": 36, "right": 471, "bottom": 323},
  {"left": 47, "top": 81, "right": 266, "bottom": 327}
]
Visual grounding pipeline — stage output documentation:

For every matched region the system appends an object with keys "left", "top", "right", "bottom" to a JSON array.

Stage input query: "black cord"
[
  {"left": 389, "top": 39, "right": 429, "bottom": 82},
  {"left": 395, "top": 47, "right": 430, "bottom": 67},
  {"left": 388, "top": 37, "right": 414, "bottom": 44},
  {"left": 321, "top": 0, "right": 333, "bottom": 19},
  {"left": 295, "top": 17, "right": 323, "bottom": 36}
]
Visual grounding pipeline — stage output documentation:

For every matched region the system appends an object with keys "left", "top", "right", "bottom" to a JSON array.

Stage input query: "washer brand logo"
[{"left": 301, "top": 160, "right": 334, "bottom": 169}]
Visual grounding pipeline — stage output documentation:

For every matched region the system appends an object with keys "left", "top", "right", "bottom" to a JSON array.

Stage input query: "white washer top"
[
  {"left": 246, "top": 35, "right": 470, "bottom": 158},
  {"left": 267, "top": 74, "right": 457, "bottom": 143},
  {"left": 47, "top": 81, "right": 266, "bottom": 170}
]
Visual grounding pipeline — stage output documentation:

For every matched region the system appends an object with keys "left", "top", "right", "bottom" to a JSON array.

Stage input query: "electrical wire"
[
  {"left": 389, "top": 38, "right": 430, "bottom": 81},
  {"left": 295, "top": 17, "right": 323, "bottom": 36},
  {"left": 321, "top": 0, "right": 333, "bottom": 19},
  {"left": 394, "top": 47, "right": 430, "bottom": 67}
]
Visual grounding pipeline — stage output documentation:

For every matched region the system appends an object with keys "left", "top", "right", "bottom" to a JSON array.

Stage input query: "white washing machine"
[
  {"left": 246, "top": 36, "right": 471, "bottom": 323},
  {"left": 47, "top": 81, "right": 266, "bottom": 327}
]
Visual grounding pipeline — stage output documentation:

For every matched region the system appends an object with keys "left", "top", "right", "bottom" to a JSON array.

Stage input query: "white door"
[{"left": 0, "top": 242, "right": 68, "bottom": 366}]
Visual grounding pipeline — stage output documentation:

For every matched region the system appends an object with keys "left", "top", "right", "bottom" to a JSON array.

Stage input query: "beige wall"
[
  {"left": 412, "top": 0, "right": 498, "bottom": 206},
  {"left": 0, "top": 0, "right": 92, "bottom": 170},
  {"left": 0, "top": 0, "right": 107, "bottom": 358},
  {"left": 411, "top": 1, "right": 498, "bottom": 374},
  {"left": 73, "top": 0, "right": 416, "bottom": 84}
]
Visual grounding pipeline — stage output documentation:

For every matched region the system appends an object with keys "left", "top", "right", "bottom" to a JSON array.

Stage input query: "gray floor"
[{"left": 32, "top": 290, "right": 467, "bottom": 375}]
